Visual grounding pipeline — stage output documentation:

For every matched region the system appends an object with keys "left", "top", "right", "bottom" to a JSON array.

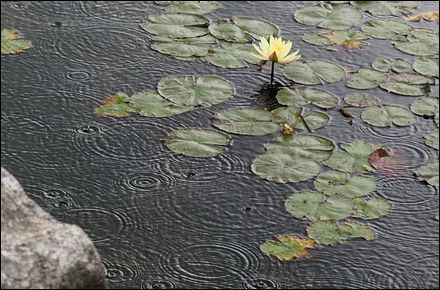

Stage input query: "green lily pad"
[
  {"left": 361, "top": 105, "right": 417, "bottom": 127},
  {"left": 151, "top": 34, "right": 216, "bottom": 58},
  {"left": 379, "top": 73, "right": 434, "bottom": 96},
  {"left": 285, "top": 191, "right": 354, "bottom": 221},
  {"left": 350, "top": 1, "right": 419, "bottom": 16},
  {"left": 303, "top": 29, "right": 368, "bottom": 48},
  {"left": 213, "top": 108, "right": 279, "bottom": 136},
  {"left": 94, "top": 93, "right": 138, "bottom": 117},
  {"left": 343, "top": 93, "right": 379, "bottom": 107},
  {"left": 414, "top": 163, "right": 439, "bottom": 187},
  {"left": 352, "top": 197, "right": 392, "bottom": 220},
  {"left": 1, "top": 28, "right": 32, "bottom": 54},
  {"left": 204, "top": 43, "right": 258, "bottom": 68},
  {"left": 260, "top": 235, "right": 315, "bottom": 261},
  {"left": 393, "top": 29, "right": 439, "bottom": 56},
  {"left": 425, "top": 130, "right": 439, "bottom": 150},
  {"left": 271, "top": 107, "right": 330, "bottom": 132},
  {"left": 413, "top": 57, "right": 439, "bottom": 78},
  {"left": 361, "top": 20, "right": 412, "bottom": 40},
  {"left": 410, "top": 97, "right": 439, "bottom": 117},
  {"left": 307, "top": 220, "right": 376, "bottom": 245},
  {"left": 157, "top": 75, "right": 234, "bottom": 107},
  {"left": 130, "top": 90, "right": 192, "bottom": 117},
  {"left": 165, "top": 1, "right": 222, "bottom": 15},
  {"left": 323, "top": 140, "right": 381, "bottom": 173},
  {"left": 346, "top": 68, "right": 387, "bottom": 90},
  {"left": 140, "top": 14, "right": 209, "bottom": 39},
  {"left": 276, "top": 87, "right": 339, "bottom": 109},
  {"left": 372, "top": 57, "right": 412, "bottom": 73},
  {"left": 251, "top": 153, "right": 322, "bottom": 183},
  {"left": 264, "top": 134, "right": 335, "bottom": 162},
  {"left": 436, "top": 113, "right": 439, "bottom": 127},
  {"left": 283, "top": 59, "right": 346, "bottom": 85},
  {"left": 294, "top": 4, "right": 363, "bottom": 30},
  {"left": 314, "top": 170, "right": 377, "bottom": 198},
  {"left": 164, "top": 128, "right": 230, "bottom": 157}
]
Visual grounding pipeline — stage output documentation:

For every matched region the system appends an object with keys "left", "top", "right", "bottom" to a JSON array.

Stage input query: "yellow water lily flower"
[{"left": 252, "top": 35, "right": 301, "bottom": 64}]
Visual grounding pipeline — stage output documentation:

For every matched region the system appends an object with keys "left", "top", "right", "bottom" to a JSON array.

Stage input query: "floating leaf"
[
  {"left": 346, "top": 68, "right": 387, "bottom": 90},
  {"left": 164, "top": 128, "right": 230, "bottom": 157},
  {"left": 283, "top": 59, "right": 346, "bottom": 85},
  {"left": 393, "top": 29, "right": 439, "bottom": 56},
  {"left": 151, "top": 34, "right": 216, "bottom": 58},
  {"left": 264, "top": 134, "right": 335, "bottom": 162},
  {"left": 209, "top": 17, "right": 278, "bottom": 42},
  {"left": 204, "top": 43, "right": 258, "bottom": 68},
  {"left": 405, "top": 11, "right": 439, "bottom": 22},
  {"left": 307, "top": 220, "right": 375, "bottom": 245},
  {"left": 165, "top": 1, "right": 222, "bottom": 15},
  {"left": 361, "top": 105, "right": 417, "bottom": 127},
  {"left": 294, "top": 4, "right": 363, "bottom": 30},
  {"left": 425, "top": 130, "right": 439, "bottom": 150},
  {"left": 208, "top": 20, "right": 251, "bottom": 42},
  {"left": 213, "top": 108, "right": 279, "bottom": 136},
  {"left": 350, "top": 1, "right": 419, "bottom": 16},
  {"left": 260, "top": 235, "right": 315, "bottom": 261},
  {"left": 372, "top": 57, "right": 412, "bottom": 73},
  {"left": 361, "top": 20, "right": 412, "bottom": 40},
  {"left": 314, "top": 170, "right": 377, "bottom": 198},
  {"left": 1, "top": 28, "right": 32, "bottom": 54},
  {"left": 271, "top": 107, "right": 330, "bottom": 132},
  {"left": 157, "top": 75, "right": 234, "bottom": 107},
  {"left": 276, "top": 87, "right": 339, "bottom": 109},
  {"left": 251, "top": 153, "right": 322, "bottom": 183},
  {"left": 352, "top": 197, "right": 392, "bottom": 220},
  {"left": 414, "top": 163, "right": 439, "bottom": 187},
  {"left": 140, "top": 14, "right": 209, "bottom": 39},
  {"left": 410, "top": 97, "right": 439, "bottom": 117},
  {"left": 94, "top": 93, "right": 138, "bottom": 117},
  {"left": 303, "top": 29, "right": 368, "bottom": 49},
  {"left": 130, "top": 90, "right": 192, "bottom": 117},
  {"left": 379, "top": 73, "right": 434, "bottom": 96},
  {"left": 323, "top": 140, "right": 381, "bottom": 173},
  {"left": 344, "top": 93, "right": 379, "bottom": 107},
  {"left": 412, "top": 57, "right": 439, "bottom": 78}
]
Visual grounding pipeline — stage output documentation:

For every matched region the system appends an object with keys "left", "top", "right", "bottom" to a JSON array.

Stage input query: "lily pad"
[
  {"left": 372, "top": 57, "right": 412, "bottom": 73},
  {"left": 271, "top": 107, "right": 330, "bottom": 132},
  {"left": 130, "top": 90, "right": 192, "bottom": 117},
  {"left": 346, "top": 68, "right": 387, "bottom": 90},
  {"left": 157, "top": 75, "right": 234, "bottom": 107},
  {"left": 414, "top": 163, "right": 439, "bottom": 187},
  {"left": 425, "top": 130, "right": 439, "bottom": 150},
  {"left": 393, "top": 29, "right": 439, "bottom": 56},
  {"left": 314, "top": 170, "right": 377, "bottom": 198},
  {"left": 264, "top": 134, "right": 335, "bottom": 162},
  {"left": 361, "top": 105, "right": 417, "bottom": 127},
  {"left": 361, "top": 20, "right": 412, "bottom": 40},
  {"left": 413, "top": 57, "right": 439, "bottom": 78},
  {"left": 410, "top": 97, "right": 439, "bottom": 117},
  {"left": 283, "top": 59, "right": 346, "bottom": 85},
  {"left": 151, "top": 34, "right": 216, "bottom": 58},
  {"left": 213, "top": 108, "right": 279, "bottom": 136},
  {"left": 352, "top": 197, "right": 392, "bottom": 220},
  {"left": 276, "top": 87, "right": 339, "bottom": 109},
  {"left": 379, "top": 73, "right": 434, "bottom": 96},
  {"left": 164, "top": 128, "right": 230, "bottom": 157},
  {"left": 303, "top": 30, "right": 368, "bottom": 49},
  {"left": 94, "top": 93, "right": 138, "bottom": 117},
  {"left": 323, "top": 140, "right": 381, "bottom": 173},
  {"left": 204, "top": 43, "right": 258, "bottom": 68},
  {"left": 251, "top": 153, "right": 322, "bottom": 183},
  {"left": 209, "top": 17, "right": 278, "bottom": 42},
  {"left": 140, "top": 14, "right": 209, "bottom": 39},
  {"left": 350, "top": 1, "right": 419, "bottom": 16},
  {"left": 294, "top": 4, "right": 363, "bottom": 30},
  {"left": 344, "top": 93, "right": 379, "bottom": 107},
  {"left": 260, "top": 235, "right": 315, "bottom": 261},
  {"left": 1, "top": 28, "right": 32, "bottom": 54},
  {"left": 307, "top": 220, "right": 375, "bottom": 245},
  {"left": 165, "top": 1, "right": 222, "bottom": 15}
]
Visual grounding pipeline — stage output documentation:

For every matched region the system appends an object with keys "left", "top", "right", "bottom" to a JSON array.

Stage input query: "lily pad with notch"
[
  {"left": 204, "top": 43, "right": 259, "bottom": 68},
  {"left": 307, "top": 220, "right": 376, "bottom": 245},
  {"left": 414, "top": 163, "right": 439, "bottom": 187},
  {"left": 372, "top": 57, "right": 412, "bottom": 73},
  {"left": 283, "top": 59, "right": 346, "bottom": 85},
  {"left": 346, "top": 68, "right": 387, "bottom": 90},
  {"left": 393, "top": 29, "right": 439, "bottom": 57},
  {"left": 350, "top": 1, "right": 419, "bottom": 16},
  {"left": 130, "top": 90, "right": 193, "bottom": 117},
  {"left": 276, "top": 87, "right": 339, "bottom": 109},
  {"left": 352, "top": 196, "right": 392, "bottom": 220},
  {"left": 260, "top": 235, "right": 316, "bottom": 261},
  {"left": 271, "top": 107, "right": 330, "bottom": 132},
  {"left": 379, "top": 73, "right": 435, "bottom": 96},
  {"left": 361, "top": 105, "right": 417, "bottom": 127},
  {"left": 94, "top": 93, "right": 138, "bottom": 117},
  {"left": 140, "top": 14, "right": 210, "bottom": 39},
  {"left": 361, "top": 19, "right": 412, "bottom": 40},
  {"left": 165, "top": 1, "right": 222, "bottom": 15}
]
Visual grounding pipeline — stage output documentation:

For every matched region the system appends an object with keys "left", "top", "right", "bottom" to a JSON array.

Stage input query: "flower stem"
[{"left": 270, "top": 61, "right": 275, "bottom": 87}]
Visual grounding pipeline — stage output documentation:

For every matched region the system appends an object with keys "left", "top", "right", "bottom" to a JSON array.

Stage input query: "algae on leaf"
[
  {"left": 94, "top": 93, "right": 138, "bottom": 117},
  {"left": 260, "top": 235, "right": 315, "bottom": 261},
  {"left": 1, "top": 28, "right": 32, "bottom": 54}
]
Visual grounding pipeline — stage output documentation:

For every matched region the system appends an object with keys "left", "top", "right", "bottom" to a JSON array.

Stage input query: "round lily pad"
[
  {"left": 314, "top": 170, "right": 377, "bottom": 198},
  {"left": 251, "top": 153, "right": 322, "bottom": 183},
  {"left": 414, "top": 163, "right": 439, "bottom": 187},
  {"left": 352, "top": 197, "right": 392, "bottom": 220},
  {"left": 410, "top": 97, "right": 439, "bottom": 117},
  {"left": 379, "top": 73, "right": 434, "bottom": 96},
  {"left": 1, "top": 28, "right": 32, "bottom": 54},
  {"left": 276, "top": 87, "right": 339, "bottom": 109},
  {"left": 94, "top": 93, "right": 138, "bottom": 117},
  {"left": 271, "top": 107, "right": 330, "bottom": 132},
  {"left": 151, "top": 34, "right": 216, "bottom": 58},
  {"left": 209, "top": 17, "right": 278, "bottom": 42},
  {"left": 372, "top": 57, "right": 412, "bottom": 73},
  {"left": 307, "top": 220, "right": 376, "bottom": 245},
  {"left": 350, "top": 1, "right": 419, "bottom": 16},
  {"left": 213, "top": 108, "right": 279, "bottom": 136},
  {"left": 260, "top": 235, "right": 315, "bottom": 261},
  {"left": 361, "top": 105, "right": 417, "bottom": 127},
  {"left": 264, "top": 134, "right": 335, "bottom": 162},
  {"left": 393, "top": 29, "right": 439, "bottom": 56},
  {"left": 346, "top": 68, "right": 387, "bottom": 90},
  {"left": 130, "top": 90, "right": 192, "bottom": 117},
  {"left": 204, "top": 43, "right": 258, "bottom": 68},
  {"left": 164, "top": 128, "right": 231, "bottom": 157},
  {"left": 140, "top": 14, "right": 209, "bottom": 39},
  {"left": 413, "top": 57, "right": 439, "bottom": 78},
  {"left": 283, "top": 59, "right": 346, "bottom": 85},
  {"left": 294, "top": 4, "right": 363, "bottom": 30},
  {"left": 344, "top": 93, "right": 379, "bottom": 107},
  {"left": 425, "top": 130, "right": 439, "bottom": 150},
  {"left": 157, "top": 75, "right": 234, "bottom": 107},
  {"left": 361, "top": 20, "right": 412, "bottom": 40},
  {"left": 165, "top": 1, "right": 222, "bottom": 15},
  {"left": 303, "top": 30, "right": 368, "bottom": 48}
]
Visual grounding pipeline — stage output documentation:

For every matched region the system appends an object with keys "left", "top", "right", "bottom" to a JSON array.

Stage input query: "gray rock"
[{"left": 1, "top": 167, "right": 107, "bottom": 289}]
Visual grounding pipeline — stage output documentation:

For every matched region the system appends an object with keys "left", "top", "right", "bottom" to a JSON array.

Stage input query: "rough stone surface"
[{"left": 1, "top": 167, "right": 107, "bottom": 289}]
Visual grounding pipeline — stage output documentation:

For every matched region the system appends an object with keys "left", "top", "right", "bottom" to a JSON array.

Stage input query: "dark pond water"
[{"left": 1, "top": 1, "right": 439, "bottom": 289}]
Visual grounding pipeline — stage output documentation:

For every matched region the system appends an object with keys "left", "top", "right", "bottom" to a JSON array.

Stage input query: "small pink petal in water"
[{"left": 368, "top": 148, "right": 406, "bottom": 177}]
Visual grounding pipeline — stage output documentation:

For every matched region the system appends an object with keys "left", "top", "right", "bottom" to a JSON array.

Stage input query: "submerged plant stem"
[
  {"left": 299, "top": 114, "right": 312, "bottom": 133},
  {"left": 270, "top": 61, "right": 275, "bottom": 87}
]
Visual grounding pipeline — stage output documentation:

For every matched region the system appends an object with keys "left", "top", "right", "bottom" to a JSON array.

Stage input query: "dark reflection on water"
[{"left": 1, "top": 1, "right": 439, "bottom": 289}]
